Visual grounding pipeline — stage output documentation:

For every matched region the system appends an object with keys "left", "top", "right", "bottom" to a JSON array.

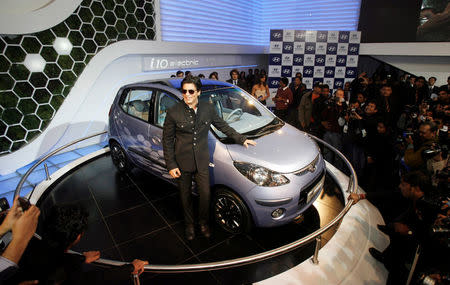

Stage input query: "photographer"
[
  {"left": 321, "top": 89, "right": 347, "bottom": 170},
  {"left": 404, "top": 121, "right": 439, "bottom": 171},
  {"left": 343, "top": 101, "right": 367, "bottom": 179}
]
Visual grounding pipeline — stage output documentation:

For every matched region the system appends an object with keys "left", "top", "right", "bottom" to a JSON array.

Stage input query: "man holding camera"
[{"left": 404, "top": 121, "right": 439, "bottom": 170}]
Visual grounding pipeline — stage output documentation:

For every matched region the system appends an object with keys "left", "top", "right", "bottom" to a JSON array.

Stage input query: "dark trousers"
[
  {"left": 178, "top": 170, "right": 210, "bottom": 226},
  {"left": 274, "top": 109, "right": 288, "bottom": 121}
]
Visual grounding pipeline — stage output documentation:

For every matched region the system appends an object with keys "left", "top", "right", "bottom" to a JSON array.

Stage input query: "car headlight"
[{"left": 233, "top": 162, "right": 290, "bottom": 187}]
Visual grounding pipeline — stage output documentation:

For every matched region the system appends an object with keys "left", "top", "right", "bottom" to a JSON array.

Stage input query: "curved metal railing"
[{"left": 14, "top": 132, "right": 358, "bottom": 279}]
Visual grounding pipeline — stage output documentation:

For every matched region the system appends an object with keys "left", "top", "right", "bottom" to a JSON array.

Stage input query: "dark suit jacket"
[
  {"left": 163, "top": 100, "right": 246, "bottom": 172},
  {"left": 226, "top": 79, "right": 246, "bottom": 90},
  {"left": 10, "top": 239, "right": 134, "bottom": 285}
]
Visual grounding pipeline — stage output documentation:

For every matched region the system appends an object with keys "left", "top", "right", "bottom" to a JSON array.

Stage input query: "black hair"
[
  {"left": 176, "top": 70, "right": 183, "bottom": 76},
  {"left": 170, "top": 75, "right": 176, "bottom": 78},
  {"left": 420, "top": 120, "right": 438, "bottom": 132},
  {"left": 209, "top": 71, "right": 218, "bottom": 80},
  {"left": 402, "top": 171, "right": 431, "bottom": 195},
  {"left": 181, "top": 76, "right": 202, "bottom": 91},
  {"left": 256, "top": 73, "right": 266, "bottom": 87},
  {"left": 321, "top": 84, "right": 330, "bottom": 89},
  {"left": 381, "top": 84, "right": 392, "bottom": 89},
  {"left": 429, "top": 76, "right": 437, "bottom": 81},
  {"left": 367, "top": 100, "right": 377, "bottom": 108},
  {"left": 313, "top": 82, "right": 322, "bottom": 88},
  {"left": 439, "top": 86, "right": 448, "bottom": 93},
  {"left": 229, "top": 69, "right": 239, "bottom": 77},
  {"left": 43, "top": 204, "right": 89, "bottom": 251},
  {"left": 198, "top": 73, "right": 205, "bottom": 78},
  {"left": 280, "top": 77, "right": 289, "bottom": 86}
]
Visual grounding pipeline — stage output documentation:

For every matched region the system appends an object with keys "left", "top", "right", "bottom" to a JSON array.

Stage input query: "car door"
[
  {"left": 114, "top": 88, "right": 153, "bottom": 168},
  {"left": 149, "top": 89, "right": 179, "bottom": 180}
]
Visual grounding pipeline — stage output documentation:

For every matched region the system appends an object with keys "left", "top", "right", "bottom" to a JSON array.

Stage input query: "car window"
[
  {"left": 121, "top": 89, "right": 153, "bottom": 121},
  {"left": 155, "top": 90, "right": 178, "bottom": 127}
]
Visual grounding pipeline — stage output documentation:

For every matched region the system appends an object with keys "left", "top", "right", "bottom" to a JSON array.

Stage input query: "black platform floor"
[{"left": 37, "top": 154, "right": 344, "bottom": 285}]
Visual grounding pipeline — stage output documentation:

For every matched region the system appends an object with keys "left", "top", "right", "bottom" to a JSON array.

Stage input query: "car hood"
[{"left": 226, "top": 124, "right": 320, "bottom": 173}]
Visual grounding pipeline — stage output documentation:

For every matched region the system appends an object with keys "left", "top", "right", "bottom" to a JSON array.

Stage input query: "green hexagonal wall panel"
[{"left": 0, "top": 0, "right": 156, "bottom": 154}]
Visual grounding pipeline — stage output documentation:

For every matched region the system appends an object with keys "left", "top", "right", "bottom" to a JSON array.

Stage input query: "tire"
[
  {"left": 110, "top": 141, "right": 130, "bottom": 173},
  {"left": 213, "top": 188, "right": 252, "bottom": 233}
]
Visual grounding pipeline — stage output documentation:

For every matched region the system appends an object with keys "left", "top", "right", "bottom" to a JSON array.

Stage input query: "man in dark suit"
[
  {"left": 226, "top": 69, "right": 246, "bottom": 90},
  {"left": 163, "top": 76, "right": 256, "bottom": 240}
]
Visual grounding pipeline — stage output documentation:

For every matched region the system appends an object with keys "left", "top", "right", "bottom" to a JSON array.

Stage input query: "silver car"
[{"left": 108, "top": 78, "right": 325, "bottom": 233}]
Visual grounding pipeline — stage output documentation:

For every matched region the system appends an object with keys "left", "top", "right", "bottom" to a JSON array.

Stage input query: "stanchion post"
[
  {"left": 311, "top": 235, "right": 322, "bottom": 265},
  {"left": 44, "top": 163, "right": 51, "bottom": 181},
  {"left": 133, "top": 274, "right": 141, "bottom": 285}
]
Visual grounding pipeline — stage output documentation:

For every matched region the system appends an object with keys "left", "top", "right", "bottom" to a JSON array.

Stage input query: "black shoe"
[
  {"left": 369, "top": 247, "right": 385, "bottom": 263},
  {"left": 185, "top": 224, "right": 195, "bottom": 241},
  {"left": 377, "top": 224, "right": 391, "bottom": 236},
  {"left": 199, "top": 224, "right": 211, "bottom": 238}
]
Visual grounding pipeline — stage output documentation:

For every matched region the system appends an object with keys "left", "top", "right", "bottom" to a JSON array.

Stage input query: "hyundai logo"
[
  {"left": 326, "top": 70, "right": 333, "bottom": 75},
  {"left": 316, "top": 58, "right": 325, "bottom": 63},
  {"left": 274, "top": 44, "right": 280, "bottom": 48},
  {"left": 337, "top": 58, "right": 345, "bottom": 63},
  {"left": 349, "top": 47, "right": 358, "bottom": 52},
  {"left": 306, "top": 46, "right": 314, "bottom": 51},
  {"left": 328, "top": 46, "right": 336, "bottom": 51},
  {"left": 271, "top": 80, "right": 279, "bottom": 85},
  {"left": 340, "top": 34, "right": 348, "bottom": 40},
  {"left": 318, "top": 34, "right": 326, "bottom": 39},
  {"left": 336, "top": 81, "right": 343, "bottom": 86},
  {"left": 273, "top": 32, "right": 282, "bottom": 38},
  {"left": 304, "top": 69, "right": 313, "bottom": 75},
  {"left": 294, "top": 57, "right": 303, "bottom": 63},
  {"left": 347, "top": 70, "right": 355, "bottom": 75},
  {"left": 284, "top": 45, "right": 292, "bottom": 50},
  {"left": 283, "top": 69, "right": 290, "bottom": 74},
  {"left": 272, "top": 57, "right": 281, "bottom": 63}
]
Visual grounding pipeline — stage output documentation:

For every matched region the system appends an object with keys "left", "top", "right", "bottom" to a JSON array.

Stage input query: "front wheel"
[
  {"left": 110, "top": 141, "right": 130, "bottom": 173},
  {"left": 213, "top": 188, "right": 252, "bottom": 233}
]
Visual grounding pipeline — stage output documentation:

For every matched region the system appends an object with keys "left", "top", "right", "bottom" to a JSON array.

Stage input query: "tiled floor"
[{"left": 36, "top": 154, "right": 345, "bottom": 285}]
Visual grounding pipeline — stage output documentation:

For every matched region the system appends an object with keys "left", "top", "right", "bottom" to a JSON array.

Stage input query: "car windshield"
[{"left": 199, "top": 87, "right": 281, "bottom": 139}]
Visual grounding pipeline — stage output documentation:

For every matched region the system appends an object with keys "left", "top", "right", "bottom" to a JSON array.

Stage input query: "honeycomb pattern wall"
[{"left": 0, "top": 0, "right": 156, "bottom": 154}]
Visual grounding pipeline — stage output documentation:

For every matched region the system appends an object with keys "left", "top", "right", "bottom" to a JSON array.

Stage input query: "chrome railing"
[{"left": 14, "top": 132, "right": 358, "bottom": 281}]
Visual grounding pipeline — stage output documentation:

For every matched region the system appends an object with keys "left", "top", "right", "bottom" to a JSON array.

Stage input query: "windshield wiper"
[{"left": 244, "top": 118, "right": 284, "bottom": 138}]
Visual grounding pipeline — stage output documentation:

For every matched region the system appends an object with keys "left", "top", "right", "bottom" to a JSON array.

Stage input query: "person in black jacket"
[
  {"left": 163, "top": 76, "right": 256, "bottom": 240},
  {"left": 12, "top": 204, "right": 147, "bottom": 284}
]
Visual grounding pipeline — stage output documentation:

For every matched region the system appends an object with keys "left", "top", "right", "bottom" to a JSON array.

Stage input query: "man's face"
[
  {"left": 279, "top": 80, "right": 286, "bottom": 88},
  {"left": 181, "top": 83, "right": 200, "bottom": 106},
  {"left": 439, "top": 91, "right": 448, "bottom": 101},
  {"left": 381, "top": 86, "right": 392, "bottom": 97},
  {"left": 365, "top": 102, "right": 377, "bottom": 115},
  {"left": 294, "top": 77, "right": 301, "bottom": 86},
  {"left": 313, "top": 86, "right": 321, "bottom": 94},
  {"left": 410, "top": 77, "right": 416, "bottom": 85},
  {"left": 428, "top": 77, "right": 436, "bottom": 86},
  {"left": 344, "top": 82, "right": 351, "bottom": 90},
  {"left": 357, "top": 93, "right": 365, "bottom": 103},
  {"left": 177, "top": 72, "right": 184, "bottom": 78},
  {"left": 377, "top": 122, "right": 386, "bottom": 134},
  {"left": 399, "top": 180, "right": 413, "bottom": 199},
  {"left": 419, "top": 124, "right": 435, "bottom": 140},
  {"left": 335, "top": 90, "right": 344, "bottom": 100},
  {"left": 321, "top": 88, "right": 330, "bottom": 97},
  {"left": 232, "top": 72, "right": 239, "bottom": 80}
]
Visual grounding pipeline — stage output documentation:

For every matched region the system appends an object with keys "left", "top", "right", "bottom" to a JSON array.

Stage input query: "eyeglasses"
[{"left": 181, "top": 89, "right": 197, "bottom": 94}]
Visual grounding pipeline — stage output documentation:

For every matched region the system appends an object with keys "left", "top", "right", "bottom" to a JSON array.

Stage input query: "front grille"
[
  {"left": 294, "top": 154, "right": 319, "bottom": 176},
  {"left": 298, "top": 169, "right": 325, "bottom": 206}
]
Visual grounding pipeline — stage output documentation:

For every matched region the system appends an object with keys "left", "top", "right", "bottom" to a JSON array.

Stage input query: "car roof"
[{"left": 121, "top": 78, "right": 234, "bottom": 91}]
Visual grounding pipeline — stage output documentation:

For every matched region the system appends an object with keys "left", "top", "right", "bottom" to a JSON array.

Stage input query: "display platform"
[{"left": 35, "top": 153, "right": 345, "bottom": 284}]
